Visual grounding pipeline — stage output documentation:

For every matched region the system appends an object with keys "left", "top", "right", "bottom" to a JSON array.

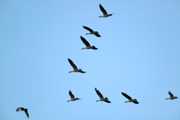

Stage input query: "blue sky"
[{"left": 0, "top": 0, "right": 180, "bottom": 120}]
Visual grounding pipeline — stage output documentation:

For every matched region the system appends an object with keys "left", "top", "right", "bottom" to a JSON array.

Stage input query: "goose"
[
  {"left": 99, "top": 4, "right": 112, "bottom": 18},
  {"left": 68, "top": 58, "right": 86, "bottom": 73},
  {"left": 165, "top": 91, "right": 178, "bottom": 100},
  {"left": 67, "top": 90, "right": 80, "bottom": 102},
  {"left": 16, "top": 107, "right": 29, "bottom": 118},
  {"left": 80, "top": 36, "right": 98, "bottom": 50},
  {"left": 121, "top": 92, "right": 139, "bottom": 104},
  {"left": 83, "top": 26, "right": 101, "bottom": 37},
  {"left": 95, "top": 88, "right": 111, "bottom": 103}
]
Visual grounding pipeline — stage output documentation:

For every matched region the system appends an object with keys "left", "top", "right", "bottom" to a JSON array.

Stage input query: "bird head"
[
  {"left": 174, "top": 96, "right": 178, "bottom": 99},
  {"left": 133, "top": 99, "right": 139, "bottom": 104},
  {"left": 79, "top": 69, "right": 86, "bottom": 73},
  {"left": 92, "top": 46, "right": 98, "bottom": 50},
  {"left": 94, "top": 32, "right": 101, "bottom": 37},
  {"left": 108, "top": 14, "right": 112, "bottom": 17}
]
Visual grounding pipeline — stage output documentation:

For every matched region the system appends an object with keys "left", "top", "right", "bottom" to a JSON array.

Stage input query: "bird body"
[
  {"left": 68, "top": 58, "right": 86, "bottom": 73},
  {"left": 165, "top": 91, "right": 178, "bottom": 100},
  {"left": 121, "top": 92, "right": 139, "bottom": 104},
  {"left": 83, "top": 26, "right": 101, "bottom": 37},
  {"left": 80, "top": 36, "right": 98, "bottom": 50},
  {"left": 99, "top": 4, "right": 112, "bottom": 18},
  {"left": 67, "top": 90, "right": 80, "bottom": 102},
  {"left": 95, "top": 88, "right": 111, "bottom": 103},
  {"left": 16, "top": 107, "right": 29, "bottom": 118}
]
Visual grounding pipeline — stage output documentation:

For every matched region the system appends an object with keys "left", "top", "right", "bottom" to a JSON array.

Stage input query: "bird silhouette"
[
  {"left": 121, "top": 92, "right": 139, "bottom": 104},
  {"left": 95, "top": 88, "right": 111, "bottom": 103},
  {"left": 67, "top": 90, "right": 80, "bottom": 102},
  {"left": 99, "top": 4, "right": 112, "bottom": 18},
  {"left": 165, "top": 91, "right": 178, "bottom": 100},
  {"left": 83, "top": 26, "right": 101, "bottom": 37},
  {"left": 68, "top": 58, "right": 86, "bottom": 73},
  {"left": 80, "top": 36, "right": 98, "bottom": 50},
  {"left": 16, "top": 107, "right": 29, "bottom": 118}
]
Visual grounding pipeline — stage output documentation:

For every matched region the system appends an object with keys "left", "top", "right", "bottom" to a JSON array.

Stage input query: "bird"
[
  {"left": 121, "top": 92, "right": 139, "bottom": 104},
  {"left": 80, "top": 36, "right": 98, "bottom": 50},
  {"left": 67, "top": 90, "right": 80, "bottom": 102},
  {"left": 68, "top": 58, "right": 86, "bottom": 73},
  {"left": 95, "top": 88, "right": 111, "bottom": 103},
  {"left": 99, "top": 4, "right": 112, "bottom": 18},
  {"left": 16, "top": 107, "right": 29, "bottom": 118},
  {"left": 82, "top": 26, "right": 101, "bottom": 37},
  {"left": 165, "top": 91, "right": 178, "bottom": 100}
]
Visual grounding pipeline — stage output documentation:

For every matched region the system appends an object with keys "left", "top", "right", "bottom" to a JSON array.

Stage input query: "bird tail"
[
  {"left": 99, "top": 16, "right": 104, "bottom": 18},
  {"left": 68, "top": 71, "right": 73, "bottom": 73},
  {"left": 165, "top": 98, "right": 170, "bottom": 100},
  {"left": 81, "top": 48, "right": 86, "bottom": 50},
  {"left": 124, "top": 101, "right": 130, "bottom": 103},
  {"left": 85, "top": 33, "right": 91, "bottom": 35}
]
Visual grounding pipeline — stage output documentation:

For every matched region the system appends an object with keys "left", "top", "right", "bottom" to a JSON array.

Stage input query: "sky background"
[{"left": 0, "top": 0, "right": 180, "bottom": 120}]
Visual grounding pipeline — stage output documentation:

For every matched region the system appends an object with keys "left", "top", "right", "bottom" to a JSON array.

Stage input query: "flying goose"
[
  {"left": 99, "top": 4, "right": 112, "bottom": 18},
  {"left": 68, "top": 58, "right": 86, "bottom": 73},
  {"left": 95, "top": 88, "right": 111, "bottom": 103},
  {"left": 80, "top": 36, "right": 98, "bottom": 50},
  {"left": 83, "top": 26, "right": 101, "bottom": 37},
  {"left": 121, "top": 92, "right": 139, "bottom": 104},
  {"left": 67, "top": 90, "right": 80, "bottom": 102},
  {"left": 16, "top": 107, "right": 29, "bottom": 118},
  {"left": 165, "top": 91, "right": 178, "bottom": 100}
]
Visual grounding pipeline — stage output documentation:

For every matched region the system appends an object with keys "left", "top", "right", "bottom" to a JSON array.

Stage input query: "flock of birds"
[
  {"left": 16, "top": 4, "right": 178, "bottom": 119},
  {"left": 67, "top": 58, "right": 178, "bottom": 104}
]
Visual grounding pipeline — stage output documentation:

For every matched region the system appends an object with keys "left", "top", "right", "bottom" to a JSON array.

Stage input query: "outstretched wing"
[
  {"left": 16, "top": 107, "right": 29, "bottom": 118},
  {"left": 83, "top": 26, "right": 94, "bottom": 33},
  {"left": 24, "top": 109, "right": 29, "bottom": 118},
  {"left": 68, "top": 58, "right": 78, "bottom": 70},
  {"left": 121, "top": 92, "right": 132, "bottom": 100},
  {"left": 69, "top": 90, "right": 75, "bottom": 99},
  {"left": 16, "top": 107, "right": 26, "bottom": 112},
  {"left": 80, "top": 36, "right": 91, "bottom": 47},
  {"left": 168, "top": 91, "right": 174, "bottom": 98},
  {"left": 99, "top": 4, "right": 108, "bottom": 15},
  {"left": 95, "top": 88, "right": 104, "bottom": 99},
  {"left": 16, "top": 107, "right": 23, "bottom": 112}
]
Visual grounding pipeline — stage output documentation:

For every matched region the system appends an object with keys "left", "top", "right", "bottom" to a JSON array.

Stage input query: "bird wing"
[
  {"left": 99, "top": 4, "right": 108, "bottom": 15},
  {"left": 168, "top": 91, "right": 174, "bottom": 98},
  {"left": 121, "top": 92, "right": 132, "bottom": 100},
  {"left": 16, "top": 107, "right": 24, "bottom": 112},
  {"left": 68, "top": 58, "right": 78, "bottom": 70},
  {"left": 80, "top": 36, "right": 91, "bottom": 47},
  {"left": 16, "top": 107, "right": 20, "bottom": 111},
  {"left": 95, "top": 88, "right": 104, "bottom": 99},
  {"left": 24, "top": 109, "right": 29, "bottom": 118},
  {"left": 69, "top": 90, "right": 75, "bottom": 99},
  {"left": 83, "top": 26, "right": 93, "bottom": 33}
]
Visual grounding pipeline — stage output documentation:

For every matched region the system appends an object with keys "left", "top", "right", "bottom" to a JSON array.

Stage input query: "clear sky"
[{"left": 0, "top": 0, "right": 180, "bottom": 120}]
